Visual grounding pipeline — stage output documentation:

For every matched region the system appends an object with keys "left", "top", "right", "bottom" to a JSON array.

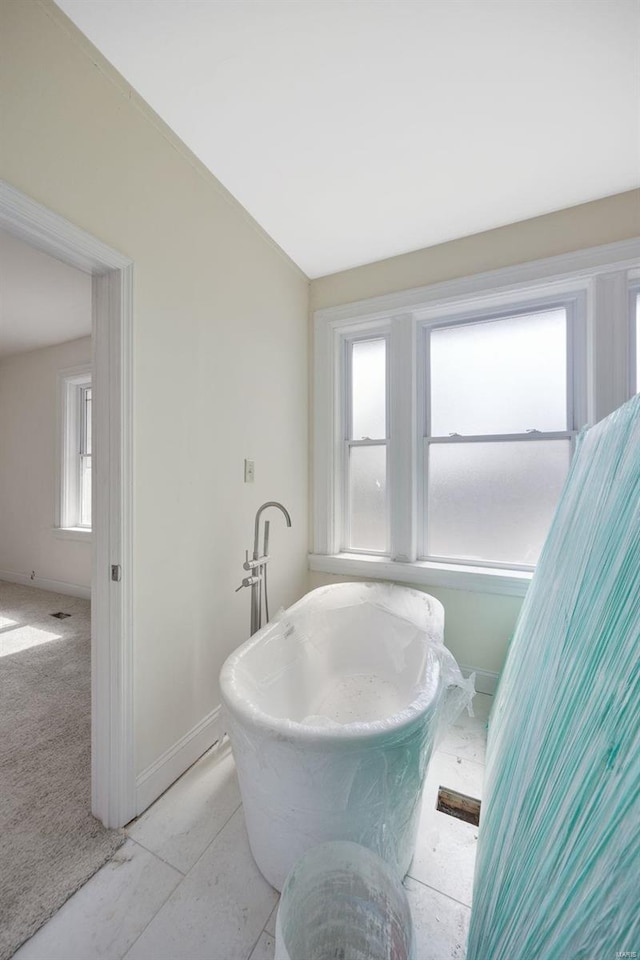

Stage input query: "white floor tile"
[
  {"left": 127, "top": 745, "right": 241, "bottom": 874},
  {"left": 264, "top": 901, "right": 279, "bottom": 938},
  {"left": 405, "top": 878, "right": 470, "bottom": 960},
  {"left": 124, "top": 808, "right": 278, "bottom": 960},
  {"left": 470, "top": 693, "right": 493, "bottom": 722},
  {"left": 439, "top": 716, "right": 487, "bottom": 765},
  {"left": 425, "top": 750, "right": 485, "bottom": 803},
  {"left": 406, "top": 750, "right": 483, "bottom": 907},
  {"left": 408, "top": 804, "right": 478, "bottom": 908},
  {"left": 439, "top": 694, "right": 492, "bottom": 764},
  {"left": 248, "top": 932, "right": 275, "bottom": 960},
  {"left": 13, "top": 840, "right": 181, "bottom": 960}
]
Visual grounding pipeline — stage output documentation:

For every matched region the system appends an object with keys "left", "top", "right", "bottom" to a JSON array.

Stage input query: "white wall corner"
[
  {"left": 462, "top": 666, "right": 500, "bottom": 697},
  {"left": 134, "top": 705, "right": 227, "bottom": 819}
]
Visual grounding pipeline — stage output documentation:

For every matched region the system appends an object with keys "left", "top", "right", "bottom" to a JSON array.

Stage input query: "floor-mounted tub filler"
[{"left": 220, "top": 581, "right": 474, "bottom": 890}]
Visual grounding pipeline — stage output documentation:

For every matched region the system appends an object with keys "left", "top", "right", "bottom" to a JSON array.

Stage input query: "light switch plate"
[{"left": 244, "top": 459, "right": 255, "bottom": 483}]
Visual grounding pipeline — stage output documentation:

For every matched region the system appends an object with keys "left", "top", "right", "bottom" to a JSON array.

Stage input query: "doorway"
[{"left": 0, "top": 179, "right": 135, "bottom": 829}]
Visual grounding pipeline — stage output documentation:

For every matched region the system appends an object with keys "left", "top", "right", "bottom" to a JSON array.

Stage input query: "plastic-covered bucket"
[{"left": 274, "top": 841, "right": 413, "bottom": 960}]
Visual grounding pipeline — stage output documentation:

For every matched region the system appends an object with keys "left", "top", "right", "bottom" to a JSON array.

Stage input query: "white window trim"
[
  {"left": 56, "top": 363, "right": 92, "bottom": 539},
  {"left": 629, "top": 271, "right": 640, "bottom": 395},
  {"left": 312, "top": 237, "right": 640, "bottom": 596}
]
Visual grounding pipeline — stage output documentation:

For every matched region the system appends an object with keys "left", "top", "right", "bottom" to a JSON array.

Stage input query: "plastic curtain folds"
[{"left": 467, "top": 394, "right": 640, "bottom": 960}]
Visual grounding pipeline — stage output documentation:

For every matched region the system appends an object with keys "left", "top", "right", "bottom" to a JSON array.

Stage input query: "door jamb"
[{"left": 0, "top": 180, "right": 135, "bottom": 828}]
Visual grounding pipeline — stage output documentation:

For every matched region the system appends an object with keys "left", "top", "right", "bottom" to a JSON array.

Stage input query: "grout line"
[
  {"left": 262, "top": 900, "right": 279, "bottom": 938},
  {"left": 126, "top": 837, "right": 187, "bottom": 877},
  {"left": 245, "top": 927, "right": 267, "bottom": 960},
  {"left": 181, "top": 800, "right": 244, "bottom": 875},
  {"left": 405, "top": 873, "right": 472, "bottom": 911},
  {"left": 120, "top": 869, "right": 185, "bottom": 960}
]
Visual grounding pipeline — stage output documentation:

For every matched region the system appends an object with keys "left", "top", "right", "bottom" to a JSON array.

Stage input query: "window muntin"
[
  {"left": 344, "top": 336, "right": 389, "bottom": 553},
  {"left": 422, "top": 306, "right": 573, "bottom": 568}
]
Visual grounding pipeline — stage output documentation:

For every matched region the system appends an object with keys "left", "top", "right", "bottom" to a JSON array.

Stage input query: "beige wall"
[
  {"left": 0, "top": 337, "right": 92, "bottom": 589},
  {"left": 309, "top": 190, "right": 640, "bottom": 681},
  {"left": 311, "top": 189, "right": 640, "bottom": 309},
  {"left": 0, "top": 0, "right": 309, "bottom": 775}
]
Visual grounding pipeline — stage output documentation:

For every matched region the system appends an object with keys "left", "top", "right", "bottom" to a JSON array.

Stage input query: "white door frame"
[{"left": 0, "top": 180, "right": 135, "bottom": 828}]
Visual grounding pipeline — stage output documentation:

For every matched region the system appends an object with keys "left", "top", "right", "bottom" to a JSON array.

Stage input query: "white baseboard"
[
  {"left": 135, "top": 705, "right": 226, "bottom": 817},
  {"left": 462, "top": 665, "right": 500, "bottom": 696},
  {"left": 0, "top": 568, "right": 90, "bottom": 600}
]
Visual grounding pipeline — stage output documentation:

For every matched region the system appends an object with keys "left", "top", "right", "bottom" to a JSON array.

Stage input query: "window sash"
[
  {"left": 415, "top": 298, "right": 581, "bottom": 567},
  {"left": 342, "top": 438, "right": 389, "bottom": 555},
  {"left": 420, "top": 432, "right": 576, "bottom": 571}
]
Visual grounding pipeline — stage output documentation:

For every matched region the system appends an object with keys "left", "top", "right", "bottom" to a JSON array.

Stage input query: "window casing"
[
  {"left": 631, "top": 284, "right": 640, "bottom": 394},
  {"left": 58, "top": 368, "right": 92, "bottom": 534},
  {"left": 312, "top": 244, "right": 640, "bottom": 595}
]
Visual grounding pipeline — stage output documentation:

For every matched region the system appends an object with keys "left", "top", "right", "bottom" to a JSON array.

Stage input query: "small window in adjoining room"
[{"left": 58, "top": 368, "right": 92, "bottom": 533}]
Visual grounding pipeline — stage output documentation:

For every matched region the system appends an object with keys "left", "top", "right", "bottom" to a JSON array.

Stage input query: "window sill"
[
  {"left": 308, "top": 553, "right": 532, "bottom": 597},
  {"left": 53, "top": 527, "right": 92, "bottom": 542}
]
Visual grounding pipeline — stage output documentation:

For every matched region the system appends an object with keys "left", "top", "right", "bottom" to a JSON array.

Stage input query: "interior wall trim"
[
  {"left": 0, "top": 568, "right": 90, "bottom": 600},
  {"left": 134, "top": 705, "right": 227, "bottom": 819}
]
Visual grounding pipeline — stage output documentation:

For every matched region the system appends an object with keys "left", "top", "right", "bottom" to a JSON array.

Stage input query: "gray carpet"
[{"left": 0, "top": 581, "right": 124, "bottom": 960}]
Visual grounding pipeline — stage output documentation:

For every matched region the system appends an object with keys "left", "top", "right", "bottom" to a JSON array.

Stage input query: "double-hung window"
[
  {"left": 314, "top": 248, "right": 640, "bottom": 594},
  {"left": 57, "top": 367, "right": 92, "bottom": 535},
  {"left": 344, "top": 335, "right": 389, "bottom": 553},
  {"left": 421, "top": 303, "right": 576, "bottom": 568}
]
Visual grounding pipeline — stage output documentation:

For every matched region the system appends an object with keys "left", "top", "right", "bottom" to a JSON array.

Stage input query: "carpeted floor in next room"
[{"left": 0, "top": 580, "right": 123, "bottom": 960}]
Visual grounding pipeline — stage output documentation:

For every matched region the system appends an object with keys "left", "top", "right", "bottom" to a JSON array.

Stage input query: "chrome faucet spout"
[{"left": 253, "top": 501, "right": 292, "bottom": 559}]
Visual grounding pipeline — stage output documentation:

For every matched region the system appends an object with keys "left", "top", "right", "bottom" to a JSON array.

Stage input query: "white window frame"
[
  {"left": 629, "top": 271, "right": 640, "bottom": 394},
  {"left": 312, "top": 238, "right": 640, "bottom": 597},
  {"left": 56, "top": 364, "right": 93, "bottom": 540},
  {"left": 416, "top": 291, "right": 587, "bottom": 571}
]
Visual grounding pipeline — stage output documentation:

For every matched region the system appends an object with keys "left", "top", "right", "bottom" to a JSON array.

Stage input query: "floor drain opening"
[
  {"left": 50, "top": 612, "right": 72, "bottom": 619},
  {"left": 436, "top": 786, "right": 481, "bottom": 826}
]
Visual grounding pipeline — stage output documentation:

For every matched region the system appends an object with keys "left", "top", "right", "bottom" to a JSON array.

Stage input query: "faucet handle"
[{"left": 235, "top": 575, "right": 260, "bottom": 592}]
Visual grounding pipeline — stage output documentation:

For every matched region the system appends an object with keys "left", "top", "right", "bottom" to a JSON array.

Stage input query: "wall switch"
[{"left": 244, "top": 459, "right": 255, "bottom": 483}]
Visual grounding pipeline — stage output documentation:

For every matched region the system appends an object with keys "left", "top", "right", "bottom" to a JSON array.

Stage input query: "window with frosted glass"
[
  {"left": 424, "top": 307, "right": 571, "bottom": 566},
  {"left": 79, "top": 386, "right": 92, "bottom": 528},
  {"left": 346, "top": 337, "right": 388, "bottom": 552}
]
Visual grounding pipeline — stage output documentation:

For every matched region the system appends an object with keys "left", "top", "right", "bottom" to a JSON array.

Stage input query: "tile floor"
[{"left": 14, "top": 693, "right": 491, "bottom": 960}]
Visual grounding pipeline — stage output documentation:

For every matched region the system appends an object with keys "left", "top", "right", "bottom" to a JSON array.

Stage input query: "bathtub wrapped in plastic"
[{"left": 220, "top": 581, "right": 474, "bottom": 890}]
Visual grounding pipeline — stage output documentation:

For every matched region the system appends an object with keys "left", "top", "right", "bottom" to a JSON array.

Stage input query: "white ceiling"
[
  {"left": 55, "top": 0, "right": 639, "bottom": 278},
  {"left": 0, "top": 231, "right": 92, "bottom": 358}
]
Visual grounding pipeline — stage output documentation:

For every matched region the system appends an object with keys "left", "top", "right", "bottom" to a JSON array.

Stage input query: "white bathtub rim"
[{"left": 220, "top": 582, "right": 446, "bottom": 745}]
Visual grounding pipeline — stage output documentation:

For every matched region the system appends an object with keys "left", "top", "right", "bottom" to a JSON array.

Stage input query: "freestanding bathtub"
[{"left": 220, "top": 581, "right": 472, "bottom": 890}]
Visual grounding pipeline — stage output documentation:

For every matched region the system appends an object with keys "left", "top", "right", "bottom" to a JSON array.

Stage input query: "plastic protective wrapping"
[
  {"left": 467, "top": 394, "right": 640, "bottom": 960},
  {"left": 274, "top": 840, "right": 413, "bottom": 960},
  {"left": 220, "top": 581, "right": 474, "bottom": 890}
]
